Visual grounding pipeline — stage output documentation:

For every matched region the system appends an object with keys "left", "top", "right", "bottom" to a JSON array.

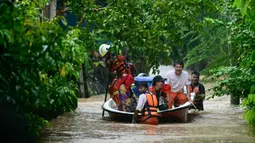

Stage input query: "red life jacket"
[
  {"left": 105, "top": 54, "right": 131, "bottom": 76},
  {"left": 189, "top": 85, "right": 199, "bottom": 93},
  {"left": 189, "top": 84, "right": 201, "bottom": 104},
  {"left": 143, "top": 93, "right": 158, "bottom": 116}
]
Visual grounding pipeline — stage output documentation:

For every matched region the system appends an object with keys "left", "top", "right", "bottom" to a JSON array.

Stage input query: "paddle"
[
  {"left": 189, "top": 100, "right": 198, "bottom": 109},
  {"left": 102, "top": 58, "right": 113, "bottom": 117},
  {"left": 102, "top": 69, "right": 111, "bottom": 117}
]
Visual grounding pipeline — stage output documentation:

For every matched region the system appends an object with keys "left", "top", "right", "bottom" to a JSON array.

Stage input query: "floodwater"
[
  {"left": 40, "top": 95, "right": 255, "bottom": 143},
  {"left": 40, "top": 66, "right": 255, "bottom": 143}
]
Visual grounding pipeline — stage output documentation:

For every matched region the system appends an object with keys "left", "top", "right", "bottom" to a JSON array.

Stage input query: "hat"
[
  {"left": 138, "top": 81, "right": 148, "bottom": 89},
  {"left": 152, "top": 75, "right": 164, "bottom": 86}
]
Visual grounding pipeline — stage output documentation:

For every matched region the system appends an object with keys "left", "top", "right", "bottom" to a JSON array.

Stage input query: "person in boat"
[
  {"left": 132, "top": 81, "right": 159, "bottom": 125},
  {"left": 148, "top": 75, "right": 170, "bottom": 111},
  {"left": 166, "top": 61, "right": 190, "bottom": 109},
  {"left": 118, "top": 84, "right": 133, "bottom": 112},
  {"left": 98, "top": 44, "right": 136, "bottom": 106},
  {"left": 189, "top": 71, "right": 205, "bottom": 111}
]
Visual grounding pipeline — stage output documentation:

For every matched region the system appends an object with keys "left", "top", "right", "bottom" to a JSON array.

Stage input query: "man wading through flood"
[{"left": 189, "top": 71, "right": 205, "bottom": 111}]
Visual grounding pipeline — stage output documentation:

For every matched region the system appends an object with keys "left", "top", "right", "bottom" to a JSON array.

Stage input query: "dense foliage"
[
  {"left": 190, "top": 0, "right": 255, "bottom": 127},
  {"left": 67, "top": 0, "right": 219, "bottom": 73},
  {"left": 0, "top": 1, "right": 83, "bottom": 140}
]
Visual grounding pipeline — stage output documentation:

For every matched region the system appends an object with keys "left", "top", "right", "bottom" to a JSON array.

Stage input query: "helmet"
[{"left": 99, "top": 44, "right": 110, "bottom": 57}]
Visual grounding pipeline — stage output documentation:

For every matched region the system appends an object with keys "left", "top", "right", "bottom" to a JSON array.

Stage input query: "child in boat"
[{"left": 118, "top": 84, "right": 133, "bottom": 112}]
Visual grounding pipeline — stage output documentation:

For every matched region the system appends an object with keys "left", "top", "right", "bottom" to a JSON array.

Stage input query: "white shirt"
[
  {"left": 135, "top": 93, "right": 147, "bottom": 111},
  {"left": 166, "top": 70, "right": 190, "bottom": 92}
]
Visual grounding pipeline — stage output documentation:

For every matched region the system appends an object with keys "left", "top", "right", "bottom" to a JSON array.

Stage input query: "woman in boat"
[
  {"left": 132, "top": 81, "right": 159, "bottom": 125},
  {"left": 189, "top": 71, "right": 205, "bottom": 111}
]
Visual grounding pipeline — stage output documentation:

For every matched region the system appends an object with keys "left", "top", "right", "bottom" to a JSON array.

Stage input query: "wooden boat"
[{"left": 102, "top": 98, "right": 192, "bottom": 123}]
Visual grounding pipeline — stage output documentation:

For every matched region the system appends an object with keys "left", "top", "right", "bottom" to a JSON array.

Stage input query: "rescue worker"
[
  {"left": 189, "top": 71, "right": 205, "bottom": 111},
  {"left": 132, "top": 81, "right": 159, "bottom": 125},
  {"left": 166, "top": 61, "right": 190, "bottom": 108},
  {"left": 99, "top": 44, "right": 136, "bottom": 105},
  {"left": 148, "top": 75, "right": 170, "bottom": 110}
]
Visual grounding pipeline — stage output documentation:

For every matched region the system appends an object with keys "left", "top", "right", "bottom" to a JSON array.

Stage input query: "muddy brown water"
[{"left": 40, "top": 94, "right": 255, "bottom": 143}]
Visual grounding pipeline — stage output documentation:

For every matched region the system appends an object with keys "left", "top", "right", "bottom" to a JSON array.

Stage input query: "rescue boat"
[
  {"left": 102, "top": 99, "right": 191, "bottom": 123},
  {"left": 102, "top": 75, "right": 192, "bottom": 123}
]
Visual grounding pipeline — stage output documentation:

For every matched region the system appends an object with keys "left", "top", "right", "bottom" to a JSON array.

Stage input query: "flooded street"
[
  {"left": 40, "top": 94, "right": 255, "bottom": 143},
  {"left": 41, "top": 65, "right": 255, "bottom": 143}
]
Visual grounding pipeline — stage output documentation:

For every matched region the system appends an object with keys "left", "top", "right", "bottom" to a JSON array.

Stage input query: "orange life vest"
[
  {"left": 148, "top": 84, "right": 171, "bottom": 97},
  {"left": 143, "top": 93, "right": 158, "bottom": 116},
  {"left": 189, "top": 85, "right": 199, "bottom": 93}
]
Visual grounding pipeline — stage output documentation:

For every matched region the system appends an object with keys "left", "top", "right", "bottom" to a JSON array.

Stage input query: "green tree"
[{"left": 0, "top": 0, "right": 85, "bottom": 139}]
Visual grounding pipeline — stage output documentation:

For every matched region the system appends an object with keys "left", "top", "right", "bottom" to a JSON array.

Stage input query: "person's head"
[
  {"left": 174, "top": 61, "right": 184, "bottom": 76},
  {"left": 152, "top": 75, "right": 164, "bottom": 90},
  {"left": 191, "top": 71, "right": 200, "bottom": 84},
  {"left": 138, "top": 81, "right": 148, "bottom": 93},
  {"left": 119, "top": 84, "right": 127, "bottom": 94}
]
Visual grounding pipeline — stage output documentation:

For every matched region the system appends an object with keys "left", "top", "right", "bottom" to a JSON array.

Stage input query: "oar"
[
  {"left": 102, "top": 79, "right": 109, "bottom": 117},
  {"left": 188, "top": 98, "right": 197, "bottom": 109},
  {"left": 102, "top": 61, "right": 112, "bottom": 117},
  {"left": 190, "top": 101, "right": 197, "bottom": 109}
]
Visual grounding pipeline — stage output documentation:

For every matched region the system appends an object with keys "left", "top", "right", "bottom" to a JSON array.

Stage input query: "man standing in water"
[
  {"left": 189, "top": 71, "right": 205, "bottom": 111},
  {"left": 166, "top": 61, "right": 190, "bottom": 108}
]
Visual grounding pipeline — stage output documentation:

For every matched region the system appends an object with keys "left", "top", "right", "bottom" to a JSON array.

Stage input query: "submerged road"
[{"left": 40, "top": 95, "right": 255, "bottom": 143}]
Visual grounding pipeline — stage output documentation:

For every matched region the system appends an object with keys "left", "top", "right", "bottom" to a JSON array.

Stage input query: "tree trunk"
[
  {"left": 79, "top": 67, "right": 85, "bottom": 98},
  {"left": 82, "top": 64, "right": 90, "bottom": 98},
  {"left": 230, "top": 95, "right": 240, "bottom": 105}
]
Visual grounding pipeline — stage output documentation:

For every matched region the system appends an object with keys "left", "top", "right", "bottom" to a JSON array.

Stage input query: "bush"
[
  {"left": 0, "top": 1, "right": 84, "bottom": 140},
  {"left": 206, "top": 66, "right": 254, "bottom": 99}
]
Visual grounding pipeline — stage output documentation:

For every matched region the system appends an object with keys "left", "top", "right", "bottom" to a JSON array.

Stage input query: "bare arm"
[
  {"left": 186, "top": 85, "right": 190, "bottom": 99},
  {"left": 131, "top": 94, "right": 146, "bottom": 123},
  {"left": 132, "top": 110, "right": 140, "bottom": 123},
  {"left": 121, "top": 100, "right": 126, "bottom": 112}
]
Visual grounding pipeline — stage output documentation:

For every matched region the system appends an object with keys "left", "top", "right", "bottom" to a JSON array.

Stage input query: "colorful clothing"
[
  {"left": 168, "top": 92, "right": 188, "bottom": 108},
  {"left": 148, "top": 85, "right": 170, "bottom": 110},
  {"left": 189, "top": 83, "right": 205, "bottom": 111},
  {"left": 118, "top": 93, "right": 127, "bottom": 111},
  {"left": 136, "top": 91, "right": 158, "bottom": 125},
  {"left": 166, "top": 70, "right": 189, "bottom": 108}
]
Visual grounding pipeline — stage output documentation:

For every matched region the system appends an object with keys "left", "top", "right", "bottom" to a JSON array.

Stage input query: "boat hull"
[{"left": 102, "top": 99, "right": 191, "bottom": 123}]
